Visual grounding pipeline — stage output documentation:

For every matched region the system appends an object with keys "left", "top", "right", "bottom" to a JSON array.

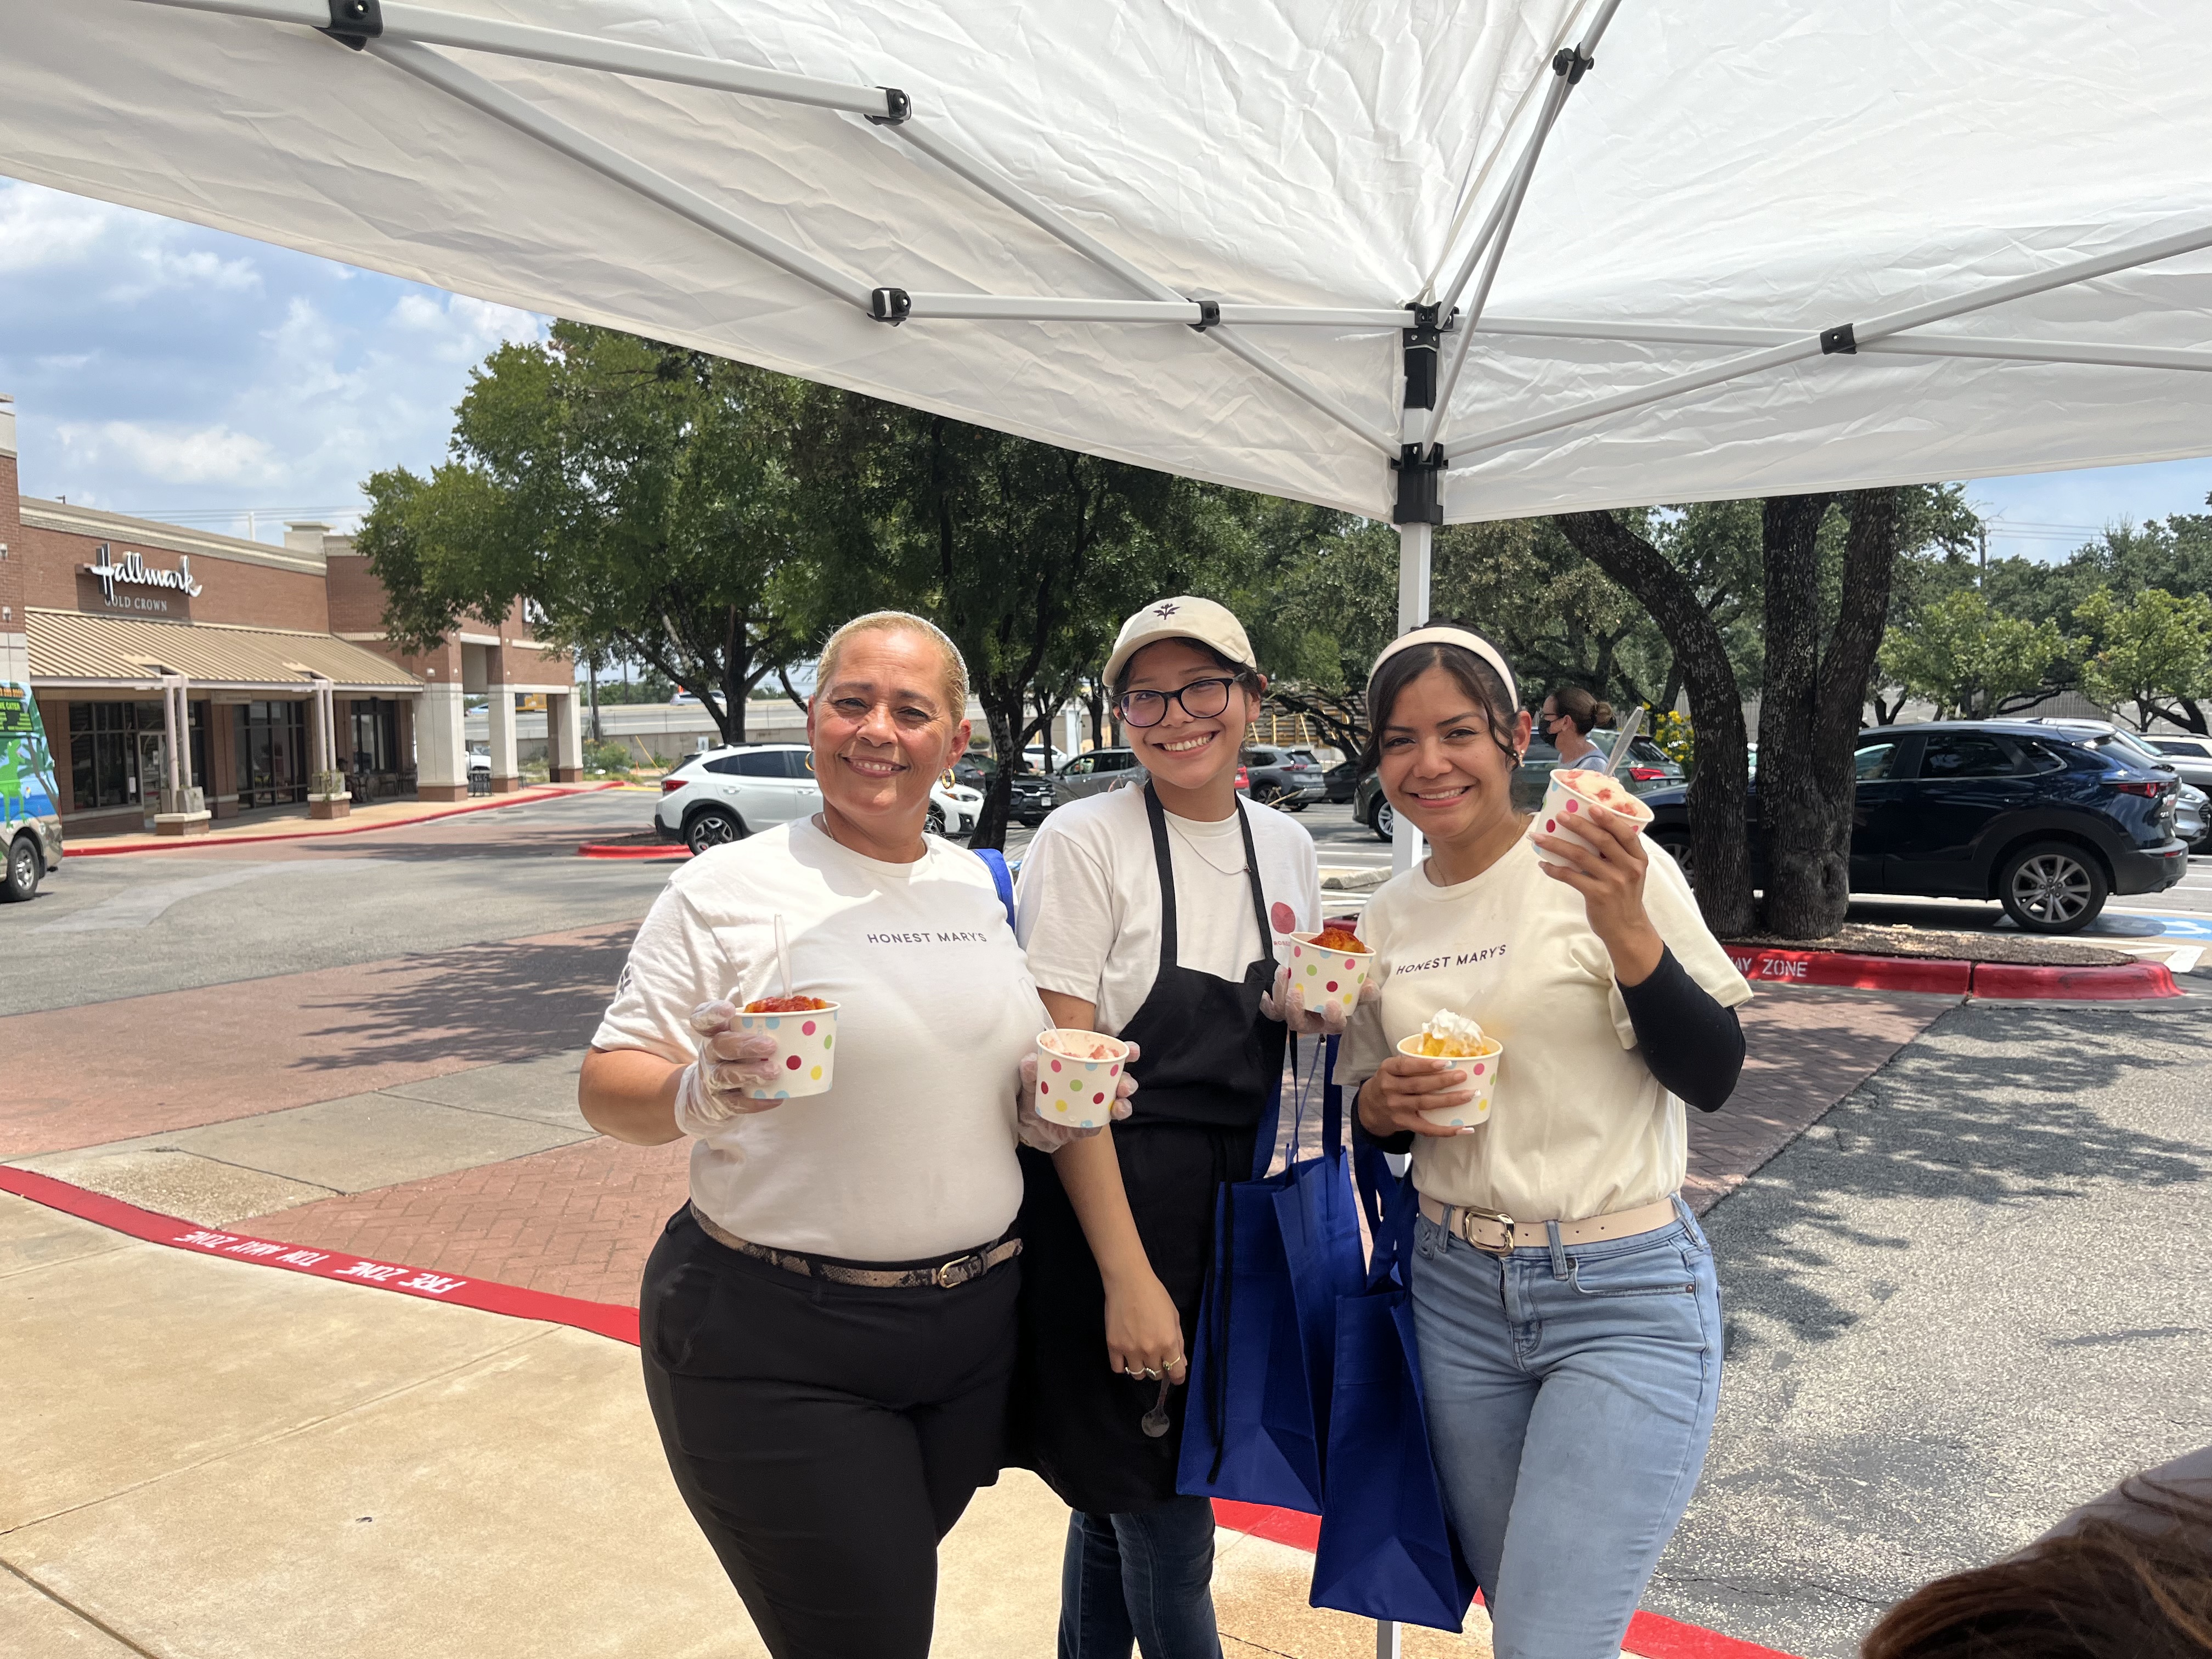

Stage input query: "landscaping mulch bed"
[{"left": 1723, "top": 922, "right": 2129, "bottom": 968}]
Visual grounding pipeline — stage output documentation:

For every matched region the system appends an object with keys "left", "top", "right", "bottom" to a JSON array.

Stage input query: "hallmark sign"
[{"left": 82, "top": 544, "right": 202, "bottom": 615}]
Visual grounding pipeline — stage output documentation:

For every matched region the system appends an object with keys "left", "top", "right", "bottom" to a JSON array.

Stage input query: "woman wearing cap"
[
  {"left": 1012, "top": 596, "right": 1322, "bottom": 1659},
  {"left": 1342, "top": 624, "right": 1751, "bottom": 1659},
  {"left": 1540, "top": 685, "right": 1612, "bottom": 769},
  {"left": 580, "top": 611, "right": 1098, "bottom": 1659}
]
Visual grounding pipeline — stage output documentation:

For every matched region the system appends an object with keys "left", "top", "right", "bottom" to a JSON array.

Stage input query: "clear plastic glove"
[
  {"left": 1015, "top": 1040, "right": 1141, "bottom": 1153},
  {"left": 1260, "top": 961, "right": 1381, "bottom": 1035},
  {"left": 672, "top": 1000, "right": 783, "bottom": 1132}
]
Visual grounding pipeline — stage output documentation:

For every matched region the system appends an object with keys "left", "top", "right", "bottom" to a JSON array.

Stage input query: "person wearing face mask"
[
  {"left": 581, "top": 612, "right": 1123, "bottom": 1659},
  {"left": 1341, "top": 624, "right": 1752, "bottom": 1659},
  {"left": 1539, "top": 685, "right": 1612, "bottom": 770},
  {"left": 1011, "top": 597, "right": 1322, "bottom": 1659}
]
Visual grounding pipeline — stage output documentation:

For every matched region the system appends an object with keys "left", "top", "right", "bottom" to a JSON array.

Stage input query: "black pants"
[{"left": 640, "top": 1207, "right": 1019, "bottom": 1659}]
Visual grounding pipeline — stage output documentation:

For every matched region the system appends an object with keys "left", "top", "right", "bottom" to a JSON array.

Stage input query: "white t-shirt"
[
  {"left": 592, "top": 817, "right": 1044, "bottom": 1261},
  {"left": 1342, "top": 835, "right": 1752, "bottom": 1223},
  {"left": 1016, "top": 786, "right": 1322, "bottom": 1032}
]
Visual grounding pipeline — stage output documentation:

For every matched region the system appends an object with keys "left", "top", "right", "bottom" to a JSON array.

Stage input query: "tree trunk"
[
  {"left": 1753, "top": 494, "right": 1838, "bottom": 936},
  {"left": 1085, "top": 680, "right": 1108, "bottom": 752},
  {"left": 1757, "top": 490, "right": 1902, "bottom": 939},
  {"left": 970, "top": 692, "right": 1022, "bottom": 850},
  {"left": 1555, "top": 512, "right": 1756, "bottom": 936}
]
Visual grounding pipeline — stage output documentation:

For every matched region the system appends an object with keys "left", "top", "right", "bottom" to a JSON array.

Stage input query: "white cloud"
[
  {"left": 53, "top": 420, "right": 280, "bottom": 486},
  {"left": 0, "top": 187, "right": 119, "bottom": 272}
]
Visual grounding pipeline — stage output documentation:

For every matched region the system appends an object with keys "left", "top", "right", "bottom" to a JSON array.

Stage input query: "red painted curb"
[
  {"left": 1207, "top": 1512, "right": 1805, "bottom": 1657},
  {"left": 3, "top": 1167, "right": 1799, "bottom": 1659},
  {"left": 1723, "top": 944, "right": 2180, "bottom": 1001},
  {"left": 0, "top": 1166, "right": 639, "bottom": 1344},
  {"left": 63, "top": 782, "right": 624, "bottom": 856},
  {"left": 578, "top": 842, "right": 691, "bottom": 861},
  {"left": 1970, "top": 959, "right": 2180, "bottom": 1000},
  {"left": 1727, "top": 945, "right": 1972, "bottom": 995}
]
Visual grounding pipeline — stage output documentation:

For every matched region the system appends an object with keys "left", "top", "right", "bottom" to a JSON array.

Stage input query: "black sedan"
[
  {"left": 953, "top": 753, "right": 1057, "bottom": 827},
  {"left": 1640, "top": 721, "right": 2189, "bottom": 933}
]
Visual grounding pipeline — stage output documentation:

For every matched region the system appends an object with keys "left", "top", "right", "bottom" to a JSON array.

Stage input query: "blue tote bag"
[
  {"left": 1177, "top": 1035, "right": 1368, "bottom": 1514},
  {"left": 1310, "top": 1143, "right": 1480, "bottom": 1630}
]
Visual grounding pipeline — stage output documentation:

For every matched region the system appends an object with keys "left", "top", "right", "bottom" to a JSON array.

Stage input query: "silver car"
[
  {"left": 2139, "top": 733, "right": 2212, "bottom": 793},
  {"left": 2175, "top": 780, "right": 2209, "bottom": 851},
  {"left": 1053, "top": 747, "right": 1148, "bottom": 804}
]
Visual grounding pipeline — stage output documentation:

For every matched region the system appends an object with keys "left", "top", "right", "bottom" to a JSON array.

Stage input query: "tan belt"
[
  {"left": 691, "top": 1203, "right": 1022, "bottom": 1289},
  {"left": 1417, "top": 1193, "right": 1682, "bottom": 1255}
]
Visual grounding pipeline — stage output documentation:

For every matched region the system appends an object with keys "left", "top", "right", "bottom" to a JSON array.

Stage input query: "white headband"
[{"left": 1367, "top": 626, "right": 1519, "bottom": 706}]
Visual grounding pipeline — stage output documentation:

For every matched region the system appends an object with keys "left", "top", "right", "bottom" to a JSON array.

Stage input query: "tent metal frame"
[{"left": 133, "top": 0, "right": 2212, "bottom": 495}]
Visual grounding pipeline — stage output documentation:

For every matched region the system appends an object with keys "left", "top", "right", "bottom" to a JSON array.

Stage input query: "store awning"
[{"left": 26, "top": 610, "right": 423, "bottom": 695}]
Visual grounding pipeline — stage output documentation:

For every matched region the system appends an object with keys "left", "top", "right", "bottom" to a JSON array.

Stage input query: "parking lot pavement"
[{"left": 1645, "top": 999, "right": 2212, "bottom": 1659}]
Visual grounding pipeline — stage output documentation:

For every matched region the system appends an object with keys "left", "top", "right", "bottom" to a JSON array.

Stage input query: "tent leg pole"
[
  {"left": 1390, "top": 521, "right": 1431, "bottom": 876},
  {"left": 1375, "top": 1619, "right": 1402, "bottom": 1658}
]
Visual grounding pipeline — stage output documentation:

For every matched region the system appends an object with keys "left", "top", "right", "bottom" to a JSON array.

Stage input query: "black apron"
[{"left": 1013, "top": 785, "right": 1288, "bottom": 1514}]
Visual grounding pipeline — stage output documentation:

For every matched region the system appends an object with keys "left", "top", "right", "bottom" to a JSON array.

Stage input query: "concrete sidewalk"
[
  {"left": 1, "top": 1191, "right": 1523, "bottom": 1659},
  {"left": 63, "top": 782, "right": 641, "bottom": 855}
]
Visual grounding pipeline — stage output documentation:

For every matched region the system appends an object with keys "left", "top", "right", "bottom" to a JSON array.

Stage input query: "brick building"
[{"left": 0, "top": 397, "right": 583, "bottom": 836}]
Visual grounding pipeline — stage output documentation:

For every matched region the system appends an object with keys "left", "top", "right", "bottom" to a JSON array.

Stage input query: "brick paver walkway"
[
  {"left": 1686, "top": 992, "right": 1945, "bottom": 1212},
  {"left": 223, "top": 989, "right": 1949, "bottom": 1308}
]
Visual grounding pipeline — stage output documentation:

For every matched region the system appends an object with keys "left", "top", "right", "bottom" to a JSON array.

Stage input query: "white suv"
[{"left": 656, "top": 744, "right": 981, "bottom": 854}]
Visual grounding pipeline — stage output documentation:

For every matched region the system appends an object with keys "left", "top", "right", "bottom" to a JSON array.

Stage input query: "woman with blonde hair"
[{"left": 582, "top": 611, "right": 1099, "bottom": 1659}]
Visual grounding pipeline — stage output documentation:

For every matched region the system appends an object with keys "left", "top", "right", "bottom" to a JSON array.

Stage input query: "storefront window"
[
  {"left": 69, "top": 702, "right": 133, "bottom": 810},
  {"left": 350, "top": 698, "right": 399, "bottom": 774},
  {"left": 233, "top": 700, "right": 308, "bottom": 808},
  {"left": 65, "top": 701, "right": 209, "bottom": 813}
]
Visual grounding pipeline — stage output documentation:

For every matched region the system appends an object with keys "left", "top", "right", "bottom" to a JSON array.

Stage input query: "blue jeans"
[
  {"left": 1409, "top": 1201, "right": 1722, "bottom": 1659},
  {"left": 1058, "top": 1496, "right": 1222, "bottom": 1659}
]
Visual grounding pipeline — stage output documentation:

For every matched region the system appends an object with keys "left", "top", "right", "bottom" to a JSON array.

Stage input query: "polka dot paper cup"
[
  {"left": 1398, "top": 1034, "right": 1503, "bottom": 1129},
  {"left": 1528, "top": 767, "right": 1654, "bottom": 868},
  {"left": 736, "top": 1001, "right": 840, "bottom": 1100},
  {"left": 1286, "top": 931, "right": 1375, "bottom": 1018},
  {"left": 1034, "top": 1029, "right": 1130, "bottom": 1131}
]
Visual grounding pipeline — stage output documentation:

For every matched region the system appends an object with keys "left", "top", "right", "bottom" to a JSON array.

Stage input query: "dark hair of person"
[
  {"left": 1860, "top": 1477, "right": 2212, "bottom": 1659},
  {"left": 1545, "top": 685, "right": 1614, "bottom": 736},
  {"left": 1113, "top": 638, "right": 1263, "bottom": 702},
  {"left": 1360, "top": 621, "right": 1521, "bottom": 776}
]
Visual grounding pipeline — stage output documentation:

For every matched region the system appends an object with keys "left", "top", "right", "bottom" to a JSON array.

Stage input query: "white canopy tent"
[{"left": 6, "top": 1, "right": 2211, "bottom": 861}]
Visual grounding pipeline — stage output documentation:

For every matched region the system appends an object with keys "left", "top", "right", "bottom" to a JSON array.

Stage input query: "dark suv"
[
  {"left": 1640, "top": 721, "right": 2189, "bottom": 933},
  {"left": 1243, "top": 744, "right": 1325, "bottom": 810}
]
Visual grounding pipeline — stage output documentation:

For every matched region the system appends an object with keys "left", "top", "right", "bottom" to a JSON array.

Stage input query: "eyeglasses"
[{"left": 1118, "top": 676, "right": 1237, "bottom": 729}]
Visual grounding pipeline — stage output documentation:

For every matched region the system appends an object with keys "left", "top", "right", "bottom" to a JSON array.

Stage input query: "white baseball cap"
[{"left": 1101, "top": 596, "right": 1258, "bottom": 691}]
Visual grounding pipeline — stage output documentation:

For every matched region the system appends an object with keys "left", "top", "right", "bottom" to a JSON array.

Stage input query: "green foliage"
[
  {"left": 357, "top": 322, "right": 826, "bottom": 742},
  {"left": 2074, "top": 586, "right": 2212, "bottom": 730},
  {"left": 582, "top": 738, "right": 634, "bottom": 774},
  {"left": 1645, "top": 708, "right": 1694, "bottom": 770},
  {"left": 1877, "top": 589, "right": 2070, "bottom": 718}
]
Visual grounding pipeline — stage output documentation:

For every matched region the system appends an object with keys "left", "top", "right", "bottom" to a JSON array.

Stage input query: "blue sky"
[{"left": 3, "top": 176, "right": 2209, "bottom": 558}]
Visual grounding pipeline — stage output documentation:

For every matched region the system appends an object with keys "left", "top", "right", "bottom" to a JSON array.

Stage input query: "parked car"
[
  {"left": 1053, "top": 746, "right": 1148, "bottom": 804},
  {"left": 1352, "top": 729, "right": 1686, "bottom": 841},
  {"left": 1321, "top": 757, "right": 1360, "bottom": 804},
  {"left": 2, "top": 679, "right": 63, "bottom": 902},
  {"left": 1639, "top": 720, "right": 2190, "bottom": 933},
  {"left": 2175, "top": 780, "right": 2209, "bottom": 851},
  {"left": 951, "top": 753, "right": 1056, "bottom": 826},
  {"left": 2136, "top": 732, "right": 2212, "bottom": 792},
  {"left": 656, "top": 744, "right": 986, "bottom": 852},
  {"left": 1243, "top": 744, "right": 1325, "bottom": 810}
]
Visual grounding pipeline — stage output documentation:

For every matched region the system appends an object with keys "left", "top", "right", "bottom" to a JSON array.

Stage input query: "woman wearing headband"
[
  {"left": 1340, "top": 622, "right": 1752, "bottom": 1659},
  {"left": 1012, "top": 597, "right": 1321, "bottom": 1659}
]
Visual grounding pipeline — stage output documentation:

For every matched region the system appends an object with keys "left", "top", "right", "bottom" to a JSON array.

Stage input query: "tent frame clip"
[
  {"left": 1402, "top": 301, "right": 1451, "bottom": 409},
  {"left": 1552, "top": 45, "right": 1594, "bottom": 84},
  {"left": 1189, "top": 299, "right": 1222, "bottom": 332},
  {"left": 1820, "top": 323, "right": 1859, "bottom": 355},
  {"left": 866, "top": 88, "right": 912, "bottom": 126},
  {"left": 870, "top": 287, "right": 912, "bottom": 325},
  {"left": 320, "top": 0, "right": 382, "bottom": 49},
  {"left": 1392, "top": 443, "right": 1446, "bottom": 526}
]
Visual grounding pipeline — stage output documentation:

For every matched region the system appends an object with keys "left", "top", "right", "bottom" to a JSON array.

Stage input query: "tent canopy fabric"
[{"left": 3, "top": 0, "right": 2209, "bottom": 525}]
